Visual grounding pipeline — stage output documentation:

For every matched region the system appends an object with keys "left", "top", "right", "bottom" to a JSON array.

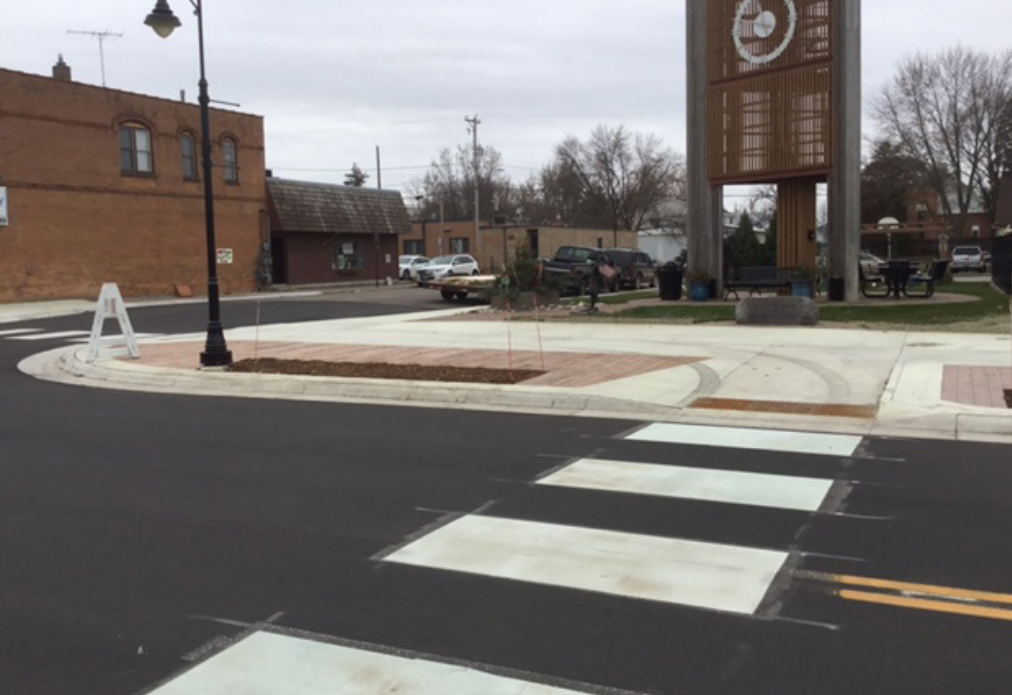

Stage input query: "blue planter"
[
  {"left": 790, "top": 279, "right": 815, "bottom": 298},
  {"left": 689, "top": 281, "right": 710, "bottom": 302}
]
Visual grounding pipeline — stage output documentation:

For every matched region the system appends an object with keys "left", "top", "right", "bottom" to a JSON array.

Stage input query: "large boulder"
[{"left": 735, "top": 297, "right": 819, "bottom": 326}]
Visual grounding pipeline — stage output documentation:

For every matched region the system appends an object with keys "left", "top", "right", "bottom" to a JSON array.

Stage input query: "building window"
[
  {"left": 223, "top": 137, "right": 238, "bottom": 183},
  {"left": 334, "top": 240, "right": 363, "bottom": 270},
  {"left": 119, "top": 123, "right": 153, "bottom": 174},
  {"left": 449, "top": 238, "right": 470, "bottom": 253},
  {"left": 404, "top": 240, "right": 425, "bottom": 255},
  {"left": 181, "top": 132, "right": 198, "bottom": 179}
]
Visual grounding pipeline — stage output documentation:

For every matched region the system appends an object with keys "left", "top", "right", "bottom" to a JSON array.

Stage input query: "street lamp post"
[{"left": 145, "top": 0, "right": 232, "bottom": 367}]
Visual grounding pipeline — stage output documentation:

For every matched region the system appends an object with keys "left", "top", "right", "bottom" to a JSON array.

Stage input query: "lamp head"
[{"left": 145, "top": 0, "right": 182, "bottom": 38}]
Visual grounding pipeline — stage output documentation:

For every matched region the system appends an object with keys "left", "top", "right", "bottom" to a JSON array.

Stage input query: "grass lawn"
[
  {"left": 615, "top": 282, "right": 1011, "bottom": 330},
  {"left": 820, "top": 282, "right": 1008, "bottom": 325},
  {"left": 561, "top": 290, "right": 658, "bottom": 306}
]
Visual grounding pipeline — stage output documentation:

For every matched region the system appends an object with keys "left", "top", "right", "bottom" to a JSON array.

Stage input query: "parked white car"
[
  {"left": 859, "top": 251, "right": 885, "bottom": 277},
  {"left": 416, "top": 255, "right": 480, "bottom": 284},
  {"left": 399, "top": 255, "right": 430, "bottom": 281},
  {"left": 950, "top": 245, "right": 987, "bottom": 273}
]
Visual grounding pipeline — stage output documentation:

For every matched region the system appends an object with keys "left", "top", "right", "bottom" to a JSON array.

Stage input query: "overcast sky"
[{"left": 3, "top": 1, "right": 1009, "bottom": 201}]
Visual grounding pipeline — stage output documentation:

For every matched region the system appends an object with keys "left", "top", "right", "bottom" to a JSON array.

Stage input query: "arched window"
[
  {"left": 181, "top": 132, "right": 198, "bottom": 179},
  {"left": 119, "top": 123, "right": 153, "bottom": 174},
  {"left": 223, "top": 137, "right": 239, "bottom": 183}
]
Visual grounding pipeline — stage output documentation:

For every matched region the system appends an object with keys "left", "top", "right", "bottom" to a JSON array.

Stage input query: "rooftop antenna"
[{"left": 67, "top": 30, "right": 124, "bottom": 87}]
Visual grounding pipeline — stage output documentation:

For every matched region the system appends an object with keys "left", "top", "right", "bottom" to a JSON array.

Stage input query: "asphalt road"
[{"left": 1, "top": 288, "right": 1011, "bottom": 695}]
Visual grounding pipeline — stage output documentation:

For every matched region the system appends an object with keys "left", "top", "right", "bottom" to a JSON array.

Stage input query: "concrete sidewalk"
[{"left": 18, "top": 304, "right": 1012, "bottom": 443}]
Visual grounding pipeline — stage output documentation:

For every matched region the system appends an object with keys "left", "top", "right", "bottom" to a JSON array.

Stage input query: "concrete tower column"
[
  {"left": 829, "top": 0, "right": 862, "bottom": 301},
  {"left": 686, "top": 0, "right": 723, "bottom": 293}
]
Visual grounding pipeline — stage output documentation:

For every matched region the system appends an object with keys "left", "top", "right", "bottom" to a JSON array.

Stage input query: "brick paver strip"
[
  {"left": 690, "top": 397, "right": 879, "bottom": 419},
  {"left": 130, "top": 342, "right": 704, "bottom": 388},
  {"left": 941, "top": 366, "right": 1012, "bottom": 409}
]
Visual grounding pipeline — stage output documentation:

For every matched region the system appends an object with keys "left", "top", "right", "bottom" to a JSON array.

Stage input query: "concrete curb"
[
  {"left": 19, "top": 345, "right": 1012, "bottom": 443},
  {"left": 21, "top": 346, "right": 672, "bottom": 420}
]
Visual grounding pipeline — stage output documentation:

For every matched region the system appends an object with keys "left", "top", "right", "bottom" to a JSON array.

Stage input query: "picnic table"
[{"left": 878, "top": 260, "right": 918, "bottom": 299}]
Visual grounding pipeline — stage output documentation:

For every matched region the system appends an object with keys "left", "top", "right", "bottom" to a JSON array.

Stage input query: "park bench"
[
  {"left": 903, "top": 259, "right": 949, "bottom": 298},
  {"left": 724, "top": 266, "right": 795, "bottom": 300}
]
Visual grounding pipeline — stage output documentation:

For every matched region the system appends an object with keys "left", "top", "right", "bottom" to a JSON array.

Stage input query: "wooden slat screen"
[
  {"left": 708, "top": 0, "right": 832, "bottom": 83},
  {"left": 707, "top": 0, "right": 834, "bottom": 183}
]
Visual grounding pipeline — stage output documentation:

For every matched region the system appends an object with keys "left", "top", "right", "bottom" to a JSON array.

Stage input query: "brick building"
[
  {"left": 404, "top": 220, "right": 637, "bottom": 272},
  {"left": 267, "top": 177, "right": 410, "bottom": 285},
  {"left": 0, "top": 61, "right": 266, "bottom": 302}
]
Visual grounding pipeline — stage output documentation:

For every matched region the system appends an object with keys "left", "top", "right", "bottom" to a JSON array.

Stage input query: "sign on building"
[
  {"left": 0, "top": 187, "right": 8, "bottom": 226},
  {"left": 217, "top": 248, "right": 234, "bottom": 265}
]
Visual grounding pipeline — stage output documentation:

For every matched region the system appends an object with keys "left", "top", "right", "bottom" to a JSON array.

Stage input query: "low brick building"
[
  {"left": 267, "top": 177, "right": 410, "bottom": 285},
  {"left": 404, "top": 220, "right": 637, "bottom": 272},
  {"left": 0, "top": 60, "right": 266, "bottom": 302}
]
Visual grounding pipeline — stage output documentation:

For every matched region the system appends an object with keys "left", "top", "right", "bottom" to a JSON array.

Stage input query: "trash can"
[
  {"left": 829, "top": 277, "right": 845, "bottom": 302},
  {"left": 657, "top": 265, "right": 683, "bottom": 301}
]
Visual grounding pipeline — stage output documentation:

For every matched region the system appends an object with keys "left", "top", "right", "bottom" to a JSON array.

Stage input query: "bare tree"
[
  {"left": 746, "top": 185, "right": 778, "bottom": 229},
  {"left": 873, "top": 47, "right": 1012, "bottom": 236},
  {"left": 549, "top": 125, "right": 685, "bottom": 233},
  {"left": 408, "top": 144, "right": 515, "bottom": 222}
]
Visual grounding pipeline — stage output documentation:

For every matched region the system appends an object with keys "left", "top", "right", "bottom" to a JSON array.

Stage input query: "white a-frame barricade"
[{"left": 86, "top": 283, "right": 140, "bottom": 363}]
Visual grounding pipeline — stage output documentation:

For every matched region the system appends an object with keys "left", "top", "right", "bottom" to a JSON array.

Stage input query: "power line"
[{"left": 269, "top": 117, "right": 460, "bottom": 137}]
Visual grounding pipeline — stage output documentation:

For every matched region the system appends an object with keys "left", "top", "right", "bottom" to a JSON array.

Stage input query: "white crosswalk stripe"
[
  {"left": 0, "top": 328, "right": 44, "bottom": 337},
  {"left": 67, "top": 333, "right": 164, "bottom": 343},
  {"left": 7, "top": 330, "right": 91, "bottom": 341},
  {"left": 385, "top": 516, "right": 788, "bottom": 615},
  {"left": 1, "top": 329, "right": 165, "bottom": 343},
  {"left": 382, "top": 423, "right": 860, "bottom": 618},
  {"left": 538, "top": 458, "right": 834, "bottom": 512},
  {"left": 148, "top": 631, "right": 603, "bottom": 695},
  {"left": 627, "top": 423, "right": 862, "bottom": 457}
]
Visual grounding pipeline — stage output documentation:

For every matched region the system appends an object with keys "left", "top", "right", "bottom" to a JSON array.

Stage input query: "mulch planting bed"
[{"left": 229, "top": 358, "right": 544, "bottom": 385}]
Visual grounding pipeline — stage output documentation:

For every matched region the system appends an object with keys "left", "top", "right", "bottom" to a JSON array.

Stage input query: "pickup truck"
[{"left": 542, "top": 246, "right": 619, "bottom": 295}]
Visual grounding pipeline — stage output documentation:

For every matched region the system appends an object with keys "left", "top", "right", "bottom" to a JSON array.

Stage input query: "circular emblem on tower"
[{"left": 732, "top": 0, "right": 798, "bottom": 65}]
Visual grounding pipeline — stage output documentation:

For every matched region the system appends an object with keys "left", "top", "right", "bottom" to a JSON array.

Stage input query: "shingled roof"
[{"left": 267, "top": 177, "right": 411, "bottom": 235}]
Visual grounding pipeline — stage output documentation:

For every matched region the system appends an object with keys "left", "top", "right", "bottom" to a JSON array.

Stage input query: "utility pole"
[
  {"left": 374, "top": 146, "right": 382, "bottom": 287},
  {"left": 68, "top": 30, "right": 123, "bottom": 87},
  {"left": 465, "top": 115, "right": 482, "bottom": 266},
  {"left": 439, "top": 199, "right": 445, "bottom": 256}
]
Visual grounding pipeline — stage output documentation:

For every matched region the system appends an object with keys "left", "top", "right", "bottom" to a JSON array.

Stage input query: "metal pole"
[
  {"left": 466, "top": 115, "right": 482, "bottom": 266},
  {"left": 439, "top": 200, "right": 445, "bottom": 256},
  {"left": 195, "top": 0, "right": 231, "bottom": 367},
  {"left": 98, "top": 34, "right": 107, "bottom": 86},
  {"left": 375, "top": 146, "right": 382, "bottom": 286}
]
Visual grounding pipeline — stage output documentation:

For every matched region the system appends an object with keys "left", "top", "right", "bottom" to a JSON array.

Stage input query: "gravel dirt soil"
[{"left": 229, "top": 358, "right": 544, "bottom": 385}]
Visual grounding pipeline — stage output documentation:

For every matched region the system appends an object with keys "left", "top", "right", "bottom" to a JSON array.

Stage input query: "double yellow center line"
[{"left": 813, "top": 573, "right": 1012, "bottom": 623}]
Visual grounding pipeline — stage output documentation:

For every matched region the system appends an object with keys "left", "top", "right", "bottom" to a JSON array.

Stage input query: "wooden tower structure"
[{"left": 687, "top": 0, "right": 861, "bottom": 300}]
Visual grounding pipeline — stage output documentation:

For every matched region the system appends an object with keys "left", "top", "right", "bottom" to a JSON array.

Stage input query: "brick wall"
[
  {"left": 0, "top": 67, "right": 266, "bottom": 301},
  {"left": 281, "top": 233, "right": 399, "bottom": 285}
]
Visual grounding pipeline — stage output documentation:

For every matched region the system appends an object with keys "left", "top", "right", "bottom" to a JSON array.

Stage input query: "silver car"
[
  {"left": 417, "top": 255, "right": 480, "bottom": 285},
  {"left": 398, "top": 255, "right": 430, "bottom": 281},
  {"left": 951, "top": 246, "right": 986, "bottom": 273}
]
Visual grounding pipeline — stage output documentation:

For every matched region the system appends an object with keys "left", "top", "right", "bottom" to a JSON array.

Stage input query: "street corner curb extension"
[{"left": 17, "top": 345, "right": 674, "bottom": 420}]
